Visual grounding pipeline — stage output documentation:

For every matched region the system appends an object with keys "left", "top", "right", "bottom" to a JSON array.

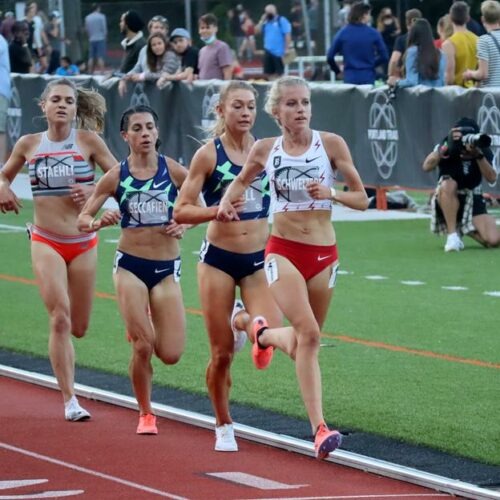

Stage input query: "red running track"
[{"left": 0, "top": 376, "right": 453, "bottom": 499}]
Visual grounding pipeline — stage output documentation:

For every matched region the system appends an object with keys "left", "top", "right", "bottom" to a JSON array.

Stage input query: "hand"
[
  {"left": 216, "top": 198, "right": 240, "bottom": 222},
  {"left": 0, "top": 187, "right": 22, "bottom": 214},
  {"left": 306, "top": 181, "right": 330, "bottom": 200},
  {"left": 118, "top": 79, "right": 127, "bottom": 97},
  {"left": 70, "top": 184, "right": 93, "bottom": 209},
  {"left": 96, "top": 210, "right": 121, "bottom": 230},
  {"left": 163, "top": 220, "right": 188, "bottom": 239},
  {"left": 387, "top": 76, "right": 399, "bottom": 86},
  {"left": 129, "top": 73, "right": 142, "bottom": 82},
  {"left": 463, "top": 69, "right": 474, "bottom": 81}
]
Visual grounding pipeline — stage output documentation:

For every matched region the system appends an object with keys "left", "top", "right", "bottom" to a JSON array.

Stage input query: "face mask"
[
  {"left": 201, "top": 34, "right": 216, "bottom": 44},
  {"left": 266, "top": 13, "right": 274, "bottom": 21}
]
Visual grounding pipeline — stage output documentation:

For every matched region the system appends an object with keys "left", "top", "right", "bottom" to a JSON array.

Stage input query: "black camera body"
[{"left": 442, "top": 126, "right": 492, "bottom": 157}]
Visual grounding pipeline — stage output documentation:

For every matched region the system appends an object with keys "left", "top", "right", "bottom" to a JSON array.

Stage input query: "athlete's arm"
[
  {"left": 77, "top": 165, "right": 121, "bottom": 232},
  {"left": 173, "top": 144, "right": 218, "bottom": 224}
]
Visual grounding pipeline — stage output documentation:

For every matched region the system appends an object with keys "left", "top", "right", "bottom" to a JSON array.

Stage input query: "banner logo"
[
  {"left": 130, "top": 83, "right": 150, "bottom": 107},
  {"left": 477, "top": 93, "right": 500, "bottom": 186},
  {"left": 7, "top": 83, "right": 22, "bottom": 149},
  {"left": 201, "top": 85, "right": 220, "bottom": 129},
  {"left": 367, "top": 90, "right": 398, "bottom": 180}
]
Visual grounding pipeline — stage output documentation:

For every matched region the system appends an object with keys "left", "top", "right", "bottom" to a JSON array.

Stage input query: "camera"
[{"left": 441, "top": 126, "right": 491, "bottom": 157}]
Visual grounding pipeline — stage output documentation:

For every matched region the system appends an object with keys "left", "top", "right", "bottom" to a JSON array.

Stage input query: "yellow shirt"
[{"left": 450, "top": 30, "right": 478, "bottom": 87}]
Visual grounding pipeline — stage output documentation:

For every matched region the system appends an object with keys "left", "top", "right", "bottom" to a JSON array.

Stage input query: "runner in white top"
[{"left": 217, "top": 76, "right": 368, "bottom": 460}]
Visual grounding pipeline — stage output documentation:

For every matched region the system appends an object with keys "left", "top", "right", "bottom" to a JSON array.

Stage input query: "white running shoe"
[
  {"left": 444, "top": 233, "right": 464, "bottom": 252},
  {"left": 231, "top": 300, "right": 247, "bottom": 353},
  {"left": 64, "top": 396, "right": 91, "bottom": 421},
  {"left": 215, "top": 423, "right": 238, "bottom": 451}
]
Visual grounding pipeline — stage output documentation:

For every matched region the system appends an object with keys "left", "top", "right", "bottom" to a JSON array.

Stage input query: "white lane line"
[
  {"left": 0, "top": 489, "right": 84, "bottom": 499},
  {"left": 484, "top": 291, "right": 500, "bottom": 297},
  {"left": 206, "top": 472, "right": 307, "bottom": 490},
  {"left": 441, "top": 286, "right": 468, "bottom": 291},
  {"left": 0, "top": 480, "right": 48, "bottom": 490},
  {"left": 0, "top": 224, "right": 26, "bottom": 232},
  {"left": 246, "top": 494, "right": 450, "bottom": 499},
  {"left": 365, "top": 275, "right": 388, "bottom": 280},
  {"left": 0, "top": 443, "right": 187, "bottom": 500},
  {"left": 401, "top": 281, "right": 426, "bottom": 286}
]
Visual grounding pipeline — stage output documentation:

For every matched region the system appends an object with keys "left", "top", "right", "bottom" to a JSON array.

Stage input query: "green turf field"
[{"left": 1, "top": 200, "right": 499, "bottom": 465}]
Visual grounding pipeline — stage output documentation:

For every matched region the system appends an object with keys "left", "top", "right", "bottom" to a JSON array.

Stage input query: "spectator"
[
  {"left": 289, "top": 0, "right": 305, "bottom": 50},
  {"left": 24, "top": 2, "right": 47, "bottom": 73},
  {"left": 443, "top": 1, "right": 478, "bottom": 87},
  {"left": 463, "top": 0, "right": 500, "bottom": 87},
  {"left": 158, "top": 28, "right": 199, "bottom": 86},
  {"left": 388, "top": 19, "right": 446, "bottom": 88},
  {"left": 55, "top": 55, "right": 79, "bottom": 76},
  {"left": 388, "top": 8, "right": 422, "bottom": 78},
  {"left": 376, "top": 7, "right": 400, "bottom": 57},
  {"left": 435, "top": 15, "right": 453, "bottom": 49},
  {"left": 307, "top": 0, "right": 320, "bottom": 52},
  {"left": 76, "top": 59, "right": 87, "bottom": 73},
  {"left": 119, "top": 33, "right": 178, "bottom": 96},
  {"left": 453, "top": 0, "right": 487, "bottom": 36},
  {"left": 327, "top": 2, "right": 388, "bottom": 85},
  {"left": 0, "top": 33, "right": 11, "bottom": 167},
  {"left": 255, "top": 4, "right": 292, "bottom": 80},
  {"left": 423, "top": 117, "right": 500, "bottom": 251},
  {"left": 227, "top": 5, "right": 245, "bottom": 57},
  {"left": 197, "top": 13, "right": 233, "bottom": 81},
  {"left": 9, "top": 21, "right": 32, "bottom": 74},
  {"left": 45, "top": 10, "right": 66, "bottom": 74},
  {"left": 118, "top": 10, "right": 146, "bottom": 75},
  {"left": 0, "top": 11, "right": 15, "bottom": 42},
  {"left": 337, "top": 0, "right": 354, "bottom": 30},
  {"left": 239, "top": 9, "right": 256, "bottom": 61},
  {"left": 84, "top": 3, "right": 107, "bottom": 74}
]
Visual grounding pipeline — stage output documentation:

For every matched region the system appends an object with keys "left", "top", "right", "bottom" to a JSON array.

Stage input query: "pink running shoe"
[
  {"left": 250, "top": 316, "right": 274, "bottom": 370},
  {"left": 314, "top": 422, "right": 342, "bottom": 460},
  {"left": 136, "top": 414, "right": 158, "bottom": 435}
]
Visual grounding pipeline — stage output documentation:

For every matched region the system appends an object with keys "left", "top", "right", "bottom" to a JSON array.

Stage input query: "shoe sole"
[
  {"left": 66, "top": 412, "right": 91, "bottom": 422},
  {"left": 214, "top": 445, "right": 238, "bottom": 452},
  {"left": 137, "top": 428, "right": 158, "bottom": 435},
  {"left": 316, "top": 431, "right": 342, "bottom": 460}
]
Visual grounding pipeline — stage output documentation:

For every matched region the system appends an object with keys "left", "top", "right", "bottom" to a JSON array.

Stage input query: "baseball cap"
[
  {"left": 50, "top": 10, "right": 61, "bottom": 18},
  {"left": 170, "top": 28, "right": 191, "bottom": 40}
]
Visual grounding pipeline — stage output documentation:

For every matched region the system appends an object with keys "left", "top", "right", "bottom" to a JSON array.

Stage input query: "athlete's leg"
[
  {"left": 198, "top": 262, "right": 237, "bottom": 426},
  {"left": 113, "top": 269, "right": 155, "bottom": 416},
  {"left": 150, "top": 275, "right": 186, "bottom": 365},
  {"left": 31, "top": 241, "right": 74, "bottom": 403}
]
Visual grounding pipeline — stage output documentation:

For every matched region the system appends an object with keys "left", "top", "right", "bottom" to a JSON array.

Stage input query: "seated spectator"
[
  {"left": 388, "top": 18, "right": 446, "bottom": 88},
  {"left": 9, "top": 21, "right": 32, "bottom": 73},
  {"left": 157, "top": 28, "right": 199, "bottom": 86},
  {"left": 463, "top": 0, "right": 500, "bottom": 87},
  {"left": 327, "top": 1, "right": 388, "bottom": 85},
  {"left": 55, "top": 55, "right": 79, "bottom": 75},
  {"left": 119, "top": 32, "right": 179, "bottom": 96}
]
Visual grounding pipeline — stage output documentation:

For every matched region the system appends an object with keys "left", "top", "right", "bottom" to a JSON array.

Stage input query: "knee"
[
  {"left": 210, "top": 348, "right": 233, "bottom": 370},
  {"left": 71, "top": 320, "right": 89, "bottom": 339},
  {"left": 133, "top": 338, "right": 154, "bottom": 360},
  {"left": 156, "top": 350, "right": 182, "bottom": 365},
  {"left": 439, "top": 179, "right": 458, "bottom": 197},
  {"left": 296, "top": 325, "right": 321, "bottom": 350},
  {"left": 50, "top": 309, "right": 71, "bottom": 336}
]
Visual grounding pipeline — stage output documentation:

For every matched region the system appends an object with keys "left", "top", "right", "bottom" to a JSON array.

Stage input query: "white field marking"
[
  {"left": 365, "top": 275, "right": 388, "bottom": 280},
  {"left": 484, "top": 291, "right": 500, "bottom": 297},
  {"left": 0, "top": 480, "right": 48, "bottom": 490},
  {"left": 441, "top": 286, "right": 468, "bottom": 291},
  {"left": 0, "top": 443, "right": 187, "bottom": 500},
  {"left": 248, "top": 494, "right": 450, "bottom": 500},
  {"left": 337, "top": 270, "right": 353, "bottom": 275},
  {"left": 0, "top": 489, "right": 84, "bottom": 498},
  {"left": 401, "top": 281, "right": 426, "bottom": 286},
  {"left": 206, "top": 472, "right": 307, "bottom": 490},
  {"left": 104, "top": 239, "right": 119, "bottom": 243},
  {"left": 0, "top": 223, "right": 26, "bottom": 232}
]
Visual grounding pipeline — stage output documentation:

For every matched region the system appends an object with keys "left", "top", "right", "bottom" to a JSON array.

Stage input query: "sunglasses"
[{"left": 151, "top": 15, "right": 168, "bottom": 24}]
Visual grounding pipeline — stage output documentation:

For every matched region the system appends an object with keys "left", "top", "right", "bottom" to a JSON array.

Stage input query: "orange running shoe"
[
  {"left": 314, "top": 422, "right": 341, "bottom": 460},
  {"left": 250, "top": 316, "right": 274, "bottom": 370},
  {"left": 136, "top": 414, "right": 158, "bottom": 435}
]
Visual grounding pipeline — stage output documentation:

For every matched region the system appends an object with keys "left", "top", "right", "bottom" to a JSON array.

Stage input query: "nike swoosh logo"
[
  {"left": 153, "top": 180, "right": 168, "bottom": 189},
  {"left": 305, "top": 156, "right": 320, "bottom": 164},
  {"left": 317, "top": 255, "right": 330, "bottom": 261},
  {"left": 253, "top": 260, "right": 265, "bottom": 266},
  {"left": 155, "top": 268, "right": 169, "bottom": 273}
]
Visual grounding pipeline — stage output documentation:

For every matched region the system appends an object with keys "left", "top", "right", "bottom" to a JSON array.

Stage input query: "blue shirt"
[
  {"left": 327, "top": 23, "right": 388, "bottom": 84},
  {"left": 0, "top": 34, "right": 11, "bottom": 100},
  {"left": 397, "top": 46, "right": 446, "bottom": 88},
  {"left": 263, "top": 16, "right": 291, "bottom": 57},
  {"left": 55, "top": 65, "right": 80, "bottom": 76}
]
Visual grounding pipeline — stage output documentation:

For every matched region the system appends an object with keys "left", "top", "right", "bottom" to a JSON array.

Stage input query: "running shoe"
[
  {"left": 444, "top": 233, "right": 464, "bottom": 252},
  {"left": 215, "top": 423, "right": 238, "bottom": 452},
  {"left": 231, "top": 299, "right": 247, "bottom": 353},
  {"left": 136, "top": 414, "right": 158, "bottom": 435},
  {"left": 250, "top": 316, "right": 274, "bottom": 370},
  {"left": 314, "top": 422, "right": 342, "bottom": 460},
  {"left": 64, "top": 396, "right": 91, "bottom": 422}
]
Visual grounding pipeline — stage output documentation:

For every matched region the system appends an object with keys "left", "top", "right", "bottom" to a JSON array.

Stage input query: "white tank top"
[
  {"left": 264, "top": 130, "right": 336, "bottom": 213},
  {"left": 28, "top": 129, "right": 94, "bottom": 197}
]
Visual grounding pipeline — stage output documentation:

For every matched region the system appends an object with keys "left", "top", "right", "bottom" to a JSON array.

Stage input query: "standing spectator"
[
  {"left": 24, "top": 2, "right": 47, "bottom": 73},
  {"left": 1, "top": 11, "right": 15, "bottom": 42},
  {"left": 289, "top": 0, "right": 305, "bottom": 50},
  {"left": 388, "top": 8, "right": 422, "bottom": 78},
  {"left": 118, "top": 10, "right": 146, "bottom": 75},
  {"left": 327, "top": 2, "right": 388, "bottom": 85},
  {"left": 217, "top": 76, "right": 369, "bottom": 460},
  {"left": 0, "top": 33, "right": 11, "bottom": 167},
  {"left": 84, "top": 3, "right": 107, "bottom": 74},
  {"left": 157, "top": 28, "right": 199, "bottom": 85},
  {"left": 376, "top": 7, "right": 400, "bottom": 58},
  {"left": 77, "top": 105, "right": 189, "bottom": 435},
  {"left": 239, "top": 10, "right": 256, "bottom": 61},
  {"left": 0, "top": 78, "right": 117, "bottom": 421},
  {"left": 255, "top": 4, "right": 292, "bottom": 80},
  {"left": 227, "top": 5, "right": 245, "bottom": 57},
  {"left": 55, "top": 55, "right": 79, "bottom": 76},
  {"left": 388, "top": 19, "right": 446, "bottom": 88},
  {"left": 9, "top": 21, "right": 32, "bottom": 74},
  {"left": 463, "top": 0, "right": 500, "bottom": 87},
  {"left": 337, "top": 0, "right": 354, "bottom": 30},
  {"left": 45, "top": 10, "right": 65, "bottom": 74},
  {"left": 435, "top": 15, "right": 453, "bottom": 49},
  {"left": 197, "top": 13, "right": 233, "bottom": 81},
  {"left": 307, "top": 0, "right": 320, "bottom": 52},
  {"left": 453, "top": 0, "right": 487, "bottom": 36},
  {"left": 443, "top": 1, "right": 478, "bottom": 87}
]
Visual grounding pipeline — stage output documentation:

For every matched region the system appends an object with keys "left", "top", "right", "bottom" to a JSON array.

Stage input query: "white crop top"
[{"left": 264, "top": 130, "right": 336, "bottom": 213}]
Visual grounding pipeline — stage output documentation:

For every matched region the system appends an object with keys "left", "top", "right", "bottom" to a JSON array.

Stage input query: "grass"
[{"left": 1, "top": 200, "right": 499, "bottom": 465}]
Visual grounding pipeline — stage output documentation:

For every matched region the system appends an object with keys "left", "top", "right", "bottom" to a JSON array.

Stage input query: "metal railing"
[{"left": 284, "top": 55, "right": 343, "bottom": 82}]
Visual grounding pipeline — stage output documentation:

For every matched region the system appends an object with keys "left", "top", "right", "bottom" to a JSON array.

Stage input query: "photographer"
[{"left": 423, "top": 117, "right": 500, "bottom": 251}]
